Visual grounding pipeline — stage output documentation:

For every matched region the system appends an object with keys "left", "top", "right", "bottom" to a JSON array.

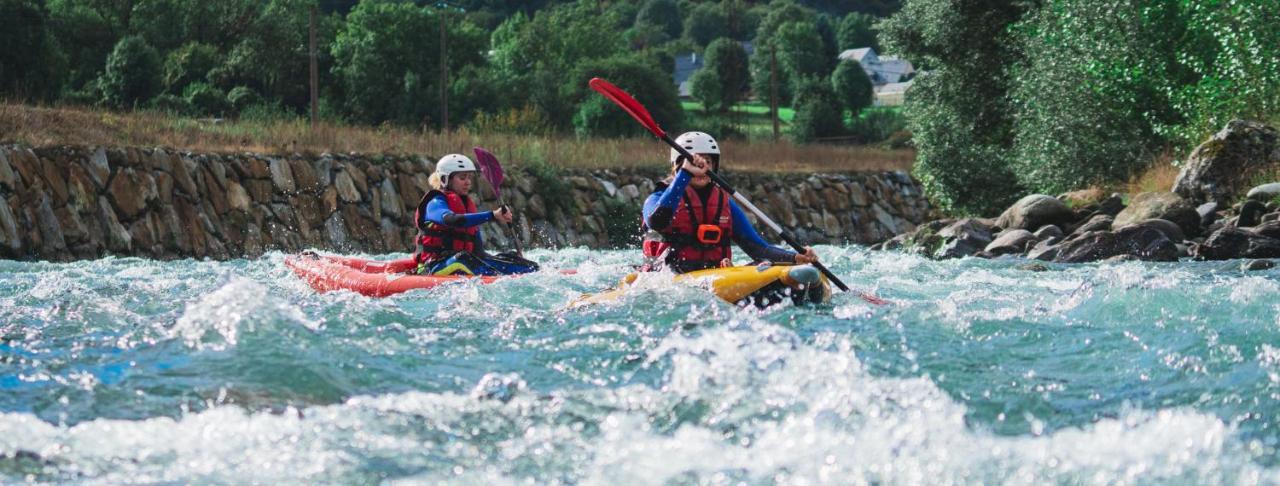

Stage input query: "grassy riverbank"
[{"left": 0, "top": 103, "right": 914, "bottom": 174}]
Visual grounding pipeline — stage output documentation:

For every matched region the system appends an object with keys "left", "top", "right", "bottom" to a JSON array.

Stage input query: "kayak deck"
[
  {"left": 285, "top": 253, "right": 501, "bottom": 297},
  {"left": 573, "top": 263, "right": 833, "bottom": 308}
]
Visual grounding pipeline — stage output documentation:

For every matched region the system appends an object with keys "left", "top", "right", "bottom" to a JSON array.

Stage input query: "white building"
[{"left": 838, "top": 47, "right": 915, "bottom": 105}]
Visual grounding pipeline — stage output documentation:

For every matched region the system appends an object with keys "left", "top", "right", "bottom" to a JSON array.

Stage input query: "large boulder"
[
  {"left": 1192, "top": 227, "right": 1280, "bottom": 260},
  {"left": 934, "top": 219, "right": 995, "bottom": 259},
  {"left": 995, "top": 195, "right": 1076, "bottom": 231},
  {"left": 1114, "top": 192, "right": 1200, "bottom": 237},
  {"left": 1246, "top": 182, "right": 1280, "bottom": 202},
  {"left": 984, "top": 229, "right": 1036, "bottom": 256},
  {"left": 1173, "top": 120, "right": 1279, "bottom": 205},
  {"left": 1053, "top": 225, "right": 1179, "bottom": 263}
]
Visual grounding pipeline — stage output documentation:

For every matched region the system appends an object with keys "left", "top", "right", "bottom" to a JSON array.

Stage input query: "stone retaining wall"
[{"left": 0, "top": 144, "right": 933, "bottom": 261}]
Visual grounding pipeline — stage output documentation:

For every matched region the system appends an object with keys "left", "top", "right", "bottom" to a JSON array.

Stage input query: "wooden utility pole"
[
  {"left": 309, "top": 5, "right": 318, "bottom": 128},
  {"left": 439, "top": 10, "right": 448, "bottom": 133},
  {"left": 769, "top": 44, "right": 780, "bottom": 140}
]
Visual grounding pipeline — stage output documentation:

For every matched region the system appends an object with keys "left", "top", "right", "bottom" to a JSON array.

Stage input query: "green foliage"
[
  {"left": 683, "top": 2, "right": 727, "bottom": 47},
  {"left": 692, "top": 38, "right": 750, "bottom": 112},
  {"left": 469, "top": 104, "right": 554, "bottom": 135},
  {"left": 749, "top": 2, "right": 827, "bottom": 108},
  {"left": 147, "top": 94, "right": 190, "bottom": 115},
  {"left": 46, "top": 0, "right": 114, "bottom": 91},
  {"left": 880, "top": 0, "right": 1029, "bottom": 215},
  {"left": 183, "top": 82, "right": 228, "bottom": 116},
  {"left": 571, "top": 54, "right": 683, "bottom": 137},
  {"left": 163, "top": 42, "right": 218, "bottom": 94},
  {"left": 226, "top": 86, "right": 261, "bottom": 114},
  {"left": 848, "top": 108, "right": 906, "bottom": 144},
  {"left": 831, "top": 59, "right": 873, "bottom": 116},
  {"left": 331, "top": 1, "right": 485, "bottom": 126},
  {"left": 624, "top": 23, "right": 671, "bottom": 51},
  {"left": 99, "top": 35, "right": 162, "bottom": 108},
  {"left": 635, "top": 0, "right": 682, "bottom": 40},
  {"left": 836, "top": 12, "right": 878, "bottom": 51},
  {"left": 0, "top": 0, "right": 64, "bottom": 101},
  {"left": 1009, "top": 1, "right": 1180, "bottom": 194},
  {"left": 790, "top": 77, "right": 843, "bottom": 143}
]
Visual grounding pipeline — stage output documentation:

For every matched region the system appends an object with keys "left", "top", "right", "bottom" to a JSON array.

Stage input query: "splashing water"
[{"left": 1, "top": 248, "right": 1278, "bottom": 483}]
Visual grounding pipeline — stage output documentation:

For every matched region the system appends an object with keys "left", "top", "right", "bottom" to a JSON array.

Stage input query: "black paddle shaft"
[{"left": 662, "top": 133, "right": 852, "bottom": 292}]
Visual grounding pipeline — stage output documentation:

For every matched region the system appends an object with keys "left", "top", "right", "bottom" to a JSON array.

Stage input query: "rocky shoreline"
[
  {"left": 0, "top": 144, "right": 934, "bottom": 261},
  {"left": 878, "top": 120, "right": 1280, "bottom": 269}
]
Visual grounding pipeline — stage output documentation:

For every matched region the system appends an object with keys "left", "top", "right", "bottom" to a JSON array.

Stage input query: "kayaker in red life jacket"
[
  {"left": 413, "top": 154, "right": 538, "bottom": 276},
  {"left": 640, "top": 131, "right": 820, "bottom": 273}
]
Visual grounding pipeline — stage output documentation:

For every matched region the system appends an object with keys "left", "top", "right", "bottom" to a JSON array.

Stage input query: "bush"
[
  {"left": 162, "top": 42, "right": 219, "bottom": 94},
  {"left": 791, "top": 99, "right": 844, "bottom": 143},
  {"left": 635, "top": 0, "right": 682, "bottom": 40},
  {"left": 183, "top": 82, "right": 229, "bottom": 116},
  {"left": 239, "top": 100, "right": 296, "bottom": 123},
  {"left": 831, "top": 59, "right": 873, "bottom": 116},
  {"left": 837, "top": 12, "right": 879, "bottom": 51},
  {"left": 848, "top": 108, "right": 907, "bottom": 144},
  {"left": 226, "top": 86, "right": 261, "bottom": 114},
  {"left": 146, "top": 94, "right": 190, "bottom": 115},
  {"left": 99, "top": 35, "right": 162, "bottom": 108},
  {"left": 683, "top": 2, "right": 727, "bottom": 47}
]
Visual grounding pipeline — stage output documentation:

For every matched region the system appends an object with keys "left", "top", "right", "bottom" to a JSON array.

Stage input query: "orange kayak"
[{"left": 285, "top": 253, "right": 502, "bottom": 297}]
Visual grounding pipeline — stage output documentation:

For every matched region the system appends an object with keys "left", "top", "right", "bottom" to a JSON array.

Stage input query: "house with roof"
[{"left": 838, "top": 47, "right": 915, "bottom": 105}]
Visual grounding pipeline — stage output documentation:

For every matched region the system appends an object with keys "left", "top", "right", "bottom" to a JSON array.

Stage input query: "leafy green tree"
[
  {"left": 163, "top": 42, "right": 219, "bottom": 94},
  {"left": 831, "top": 59, "right": 873, "bottom": 116},
  {"left": 99, "top": 35, "right": 162, "bottom": 108},
  {"left": 0, "top": 0, "right": 64, "bottom": 101},
  {"left": 624, "top": 23, "right": 670, "bottom": 50},
  {"left": 635, "top": 0, "right": 682, "bottom": 41},
  {"left": 1010, "top": 0, "right": 1193, "bottom": 193},
  {"left": 183, "top": 82, "right": 229, "bottom": 116},
  {"left": 749, "top": 1, "right": 821, "bottom": 107},
  {"left": 683, "top": 2, "right": 727, "bottom": 47},
  {"left": 880, "top": 0, "right": 1030, "bottom": 214},
  {"left": 226, "top": 86, "right": 261, "bottom": 113},
  {"left": 331, "top": 1, "right": 485, "bottom": 126},
  {"left": 45, "top": 0, "right": 115, "bottom": 92},
  {"left": 791, "top": 79, "right": 845, "bottom": 143},
  {"left": 692, "top": 38, "right": 749, "bottom": 112},
  {"left": 570, "top": 54, "right": 683, "bottom": 137},
  {"left": 836, "top": 12, "right": 878, "bottom": 51}
]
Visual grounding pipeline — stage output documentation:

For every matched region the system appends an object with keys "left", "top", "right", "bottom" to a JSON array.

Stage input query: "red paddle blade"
[
  {"left": 588, "top": 78, "right": 666, "bottom": 139},
  {"left": 472, "top": 146, "right": 504, "bottom": 200}
]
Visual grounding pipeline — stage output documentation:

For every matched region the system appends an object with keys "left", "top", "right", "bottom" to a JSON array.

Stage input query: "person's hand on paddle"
[
  {"left": 794, "top": 247, "right": 820, "bottom": 264},
  {"left": 681, "top": 155, "right": 711, "bottom": 177},
  {"left": 493, "top": 206, "right": 513, "bottom": 225}
]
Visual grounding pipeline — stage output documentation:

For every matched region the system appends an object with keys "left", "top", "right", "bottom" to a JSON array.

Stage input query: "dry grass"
[
  {"left": 0, "top": 103, "right": 915, "bottom": 173},
  {"left": 1120, "top": 151, "right": 1183, "bottom": 195}
]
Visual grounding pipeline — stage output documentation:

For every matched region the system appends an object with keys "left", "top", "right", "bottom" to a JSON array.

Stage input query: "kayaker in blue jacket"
[
  {"left": 413, "top": 154, "right": 537, "bottom": 276},
  {"left": 641, "top": 131, "right": 819, "bottom": 273}
]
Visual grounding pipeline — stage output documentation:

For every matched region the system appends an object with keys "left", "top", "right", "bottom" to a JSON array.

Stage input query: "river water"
[{"left": 1, "top": 247, "right": 1278, "bottom": 483}]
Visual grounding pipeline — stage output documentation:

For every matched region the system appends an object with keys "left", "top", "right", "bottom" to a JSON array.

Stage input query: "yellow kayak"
[{"left": 573, "top": 263, "right": 832, "bottom": 308}]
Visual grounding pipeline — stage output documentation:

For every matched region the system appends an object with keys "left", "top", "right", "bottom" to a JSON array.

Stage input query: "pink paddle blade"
[{"left": 472, "top": 146, "right": 504, "bottom": 200}]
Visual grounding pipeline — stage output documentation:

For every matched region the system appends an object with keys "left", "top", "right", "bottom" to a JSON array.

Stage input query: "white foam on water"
[{"left": 170, "top": 277, "right": 318, "bottom": 351}]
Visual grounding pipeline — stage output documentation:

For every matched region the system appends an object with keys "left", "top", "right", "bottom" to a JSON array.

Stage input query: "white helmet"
[
  {"left": 669, "top": 131, "right": 720, "bottom": 164},
  {"left": 435, "top": 153, "right": 477, "bottom": 179}
]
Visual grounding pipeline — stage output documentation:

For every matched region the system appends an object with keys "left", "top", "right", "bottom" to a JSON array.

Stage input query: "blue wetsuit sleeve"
[
  {"left": 643, "top": 171, "right": 692, "bottom": 230},
  {"left": 423, "top": 196, "right": 494, "bottom": 227},
  {"left": 730, "top": 201, "right": 797, "bottom": 263}
]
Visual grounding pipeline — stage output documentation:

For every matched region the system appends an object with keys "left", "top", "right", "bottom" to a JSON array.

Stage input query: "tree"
[
  {"left": 879, "top": 0, "right": 1030, "bottom": 215},
  {"left": 791, "top": 80, "right": 844, "bottom": 143},
  {"left": 635, "top": 0, "right": 682, "bottom": 41},
  {"left": 749, "top": 1, "right": 822, "bottom": 106},
  {"left": 99, "top": 35, "right": 162, "bottom": 108},
  {"left": 0, "top": 0, "right": 63, "bottom": 101},
  {"left": 571, "top": 54, "right": 683, "bottom": 137},
  {"left": 692, "top": 37, "right": 750, "bottom": 112},
  {"left": 683, "top": 2, "right": 727, "bottom": 47},
  {"left": 162, "top": 42, "right": 218, "bottom": 94},
  {"left": 836, "top": 12, "right": 878, "bottom": 51},
  {"left": 831, "top": 59, "right": 873, "bottom": 116},
  {"left": 331, "top": 1, "right": 485, "bottom": 126}
]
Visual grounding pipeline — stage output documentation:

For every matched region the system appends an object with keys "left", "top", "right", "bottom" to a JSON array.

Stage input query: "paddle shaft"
[
  {"left": 663, "top": 133, "right": 851, "bottom": 292},
  {"left": 495, "top": 199, "right": 524, "bottom": 257}
]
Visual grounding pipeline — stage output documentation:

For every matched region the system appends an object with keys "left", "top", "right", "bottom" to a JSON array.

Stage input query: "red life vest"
[
  {"left": 643, "top": 184, "right": 733, "bottom": 270},
  {"left": 414, "top": 190, "right": 479, "bottom": 264}
]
